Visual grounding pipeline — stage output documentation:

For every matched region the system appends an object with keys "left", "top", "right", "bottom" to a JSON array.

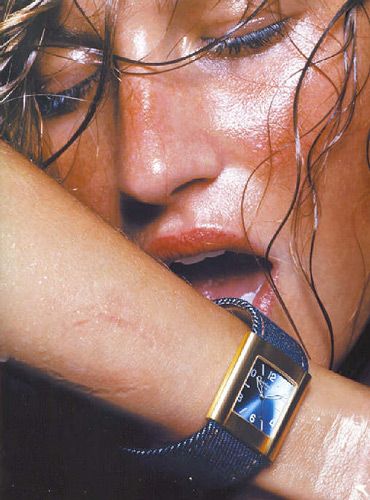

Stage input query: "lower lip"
[
  {"left": 191, "top": 269, "right": 278, "bottom": 316},
  {"left": 252, "top": 276, "right": 278, "bottom": 315}
]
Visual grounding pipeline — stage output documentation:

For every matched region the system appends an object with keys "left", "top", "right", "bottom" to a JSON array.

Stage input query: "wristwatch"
[{"left": 123, "top": 298, "right": 311, "bottom": 489}]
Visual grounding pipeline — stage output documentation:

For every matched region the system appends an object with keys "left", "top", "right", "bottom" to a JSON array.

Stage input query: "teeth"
[{"left": 174, "top": 250, "right": 226, "bottom": 266}]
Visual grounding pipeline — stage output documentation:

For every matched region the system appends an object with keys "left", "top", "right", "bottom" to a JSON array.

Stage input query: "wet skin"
[{"left": 37, "top": 0, "right": 370, "bottom": 368}]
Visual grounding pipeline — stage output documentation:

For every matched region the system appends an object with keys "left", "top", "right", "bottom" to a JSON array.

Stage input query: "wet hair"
[{"left": 0, "top": 0, "right": 369, "bottom": 371}]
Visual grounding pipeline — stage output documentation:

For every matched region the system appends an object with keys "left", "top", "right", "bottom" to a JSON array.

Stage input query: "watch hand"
[
  {"left": 259, "top": 398, "right": 264, "bottom": 432},
  {"left": 264, "top": 393, "right": 285, "bottom": 400},
  {"left": 256, "top": 376, "right": 265, "bottom": 399}
]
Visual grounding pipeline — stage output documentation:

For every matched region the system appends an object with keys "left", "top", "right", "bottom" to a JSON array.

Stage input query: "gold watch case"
[{"left": 207, "top": 329, "right": 311, "bottom": 461}]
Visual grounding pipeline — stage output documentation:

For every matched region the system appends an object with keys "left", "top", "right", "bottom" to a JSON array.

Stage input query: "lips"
[{"left": 142, "top": 228, "right": 277, "bottom": 315}]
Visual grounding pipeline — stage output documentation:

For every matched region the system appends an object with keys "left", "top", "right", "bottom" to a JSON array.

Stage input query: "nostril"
[
  {"left": 171, "top": 178, "right": 212, "bottom": 196},
  {"left": 120, "top": 194, "right": 164, "bottom": 232}
]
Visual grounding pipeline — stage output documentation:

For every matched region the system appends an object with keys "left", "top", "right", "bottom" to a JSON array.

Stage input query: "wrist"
[
  {"left": 255, "top": 364, "right": 370, "bottom": 499},
  {"left": 123, "top": 298, "right": 311, "bottom": 488}
]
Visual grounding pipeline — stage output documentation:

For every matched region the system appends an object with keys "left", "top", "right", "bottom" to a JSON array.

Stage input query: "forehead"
[
  {"left": 58, "top": 0, "right": 259, "bottom": 33},
  {"left": 60, "top": 0, "right": 251, "bottom": 15},
  {"left": 56, "top": 0, "right": 330, "bottom": 33},
  {"left": 55, "top": 0, "right": 333, "bottom": 52}
]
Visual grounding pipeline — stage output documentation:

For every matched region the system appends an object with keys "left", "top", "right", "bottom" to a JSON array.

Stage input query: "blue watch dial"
[{"left": 233, "top": 357, "right": 296, "bottom": 437}]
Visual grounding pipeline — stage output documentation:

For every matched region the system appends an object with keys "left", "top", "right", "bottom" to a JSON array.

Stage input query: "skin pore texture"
[
  {"left": 1, "top": 146, "right": 370, "bottom": 500},
  {"left": 38, "top": 0, "right": 370, "bottom": 369},
  {"left": 0, "top": 0, "right": 370, "bottom": 498}
]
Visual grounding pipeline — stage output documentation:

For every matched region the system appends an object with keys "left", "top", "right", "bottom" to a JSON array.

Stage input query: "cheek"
[
  {"left": 193, "top": 20, "right": 357, "bottom": 224},
  {"left": 193, "top": 60, "right": 317, "bottom": 234},
  {"left": 198, "top": 58, "right": 299, "bottom": 161},
  {"left": 195, "top": 11, "right": 351, "bottom": 167},
  {"left": 192, "top": 47, "right": 309, "bottom": 239}
]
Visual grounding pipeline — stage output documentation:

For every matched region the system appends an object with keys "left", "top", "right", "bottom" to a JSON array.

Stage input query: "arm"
[{"left": 1, "top": 145, "right": 369, "bottom": 500}]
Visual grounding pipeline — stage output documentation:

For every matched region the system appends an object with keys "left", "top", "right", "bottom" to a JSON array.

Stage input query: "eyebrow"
[{"left": 45, "top": 25, "right": 103, "bottom": 50}]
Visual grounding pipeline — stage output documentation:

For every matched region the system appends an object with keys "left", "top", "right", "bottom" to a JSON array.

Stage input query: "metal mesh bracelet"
[{"left": 122, "top": 298, "right": 309, "bottom": 490}]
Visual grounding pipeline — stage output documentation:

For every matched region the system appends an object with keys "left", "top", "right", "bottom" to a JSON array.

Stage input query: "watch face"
[{"left": 233, "top": 357, "right": 296, "bottom": 437}]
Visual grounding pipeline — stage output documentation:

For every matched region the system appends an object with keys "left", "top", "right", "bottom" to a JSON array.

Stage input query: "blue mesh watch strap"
[
  {"left": 122, "top": 298, "right": 309, "bottom": 489},
  {"left": 216, "top": 298, "right": 308, "bottom": 372}
]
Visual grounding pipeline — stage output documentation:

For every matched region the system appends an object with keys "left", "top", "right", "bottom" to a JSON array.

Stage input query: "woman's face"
[{"left": 38, "top": 0, "right": 369, "bottom": 367}]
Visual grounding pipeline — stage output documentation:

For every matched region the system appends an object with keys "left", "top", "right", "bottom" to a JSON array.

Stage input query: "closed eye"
[
  {"left": 36, "top": 70, "right": 100, "bottom": 118},
  {"left": 203, "top": 18, "right": 289, "bottom": 57}
]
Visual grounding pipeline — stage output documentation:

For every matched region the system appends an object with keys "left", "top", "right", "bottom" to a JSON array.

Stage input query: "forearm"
[
  {"left": 1, "top": 145, "right": 369, "bottom": 499},
  {"left": 0, "top": 143, "right": 245, "bottom": 437}
]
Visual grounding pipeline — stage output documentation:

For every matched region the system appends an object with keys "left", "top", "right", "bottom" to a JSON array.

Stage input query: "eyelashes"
[
  {"left": 36, "top": 19, "right": 288, "bottom": 119},
  {"left": 36, "top": 70, "right": 100, "bottom": 118},
  {"left": 203, "top": 19, "right": 288, "bottom": 56}
]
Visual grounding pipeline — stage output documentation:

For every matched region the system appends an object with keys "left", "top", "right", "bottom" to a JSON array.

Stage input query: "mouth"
[
  {"left": 143, "top": 228, "right": 277, "bottom": 315},
  {"left": 168, "top": 250, "right": 274, "bottom": 312}
]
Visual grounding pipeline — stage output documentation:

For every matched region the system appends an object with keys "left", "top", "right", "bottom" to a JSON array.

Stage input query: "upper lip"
[{"left": 139, "top": 227, "right": 267, "bottom": 264}]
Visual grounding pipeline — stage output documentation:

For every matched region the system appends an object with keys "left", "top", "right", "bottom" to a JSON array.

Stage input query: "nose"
[{"left": 116, "top": 76, "right": 222, "bottom": 206}]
